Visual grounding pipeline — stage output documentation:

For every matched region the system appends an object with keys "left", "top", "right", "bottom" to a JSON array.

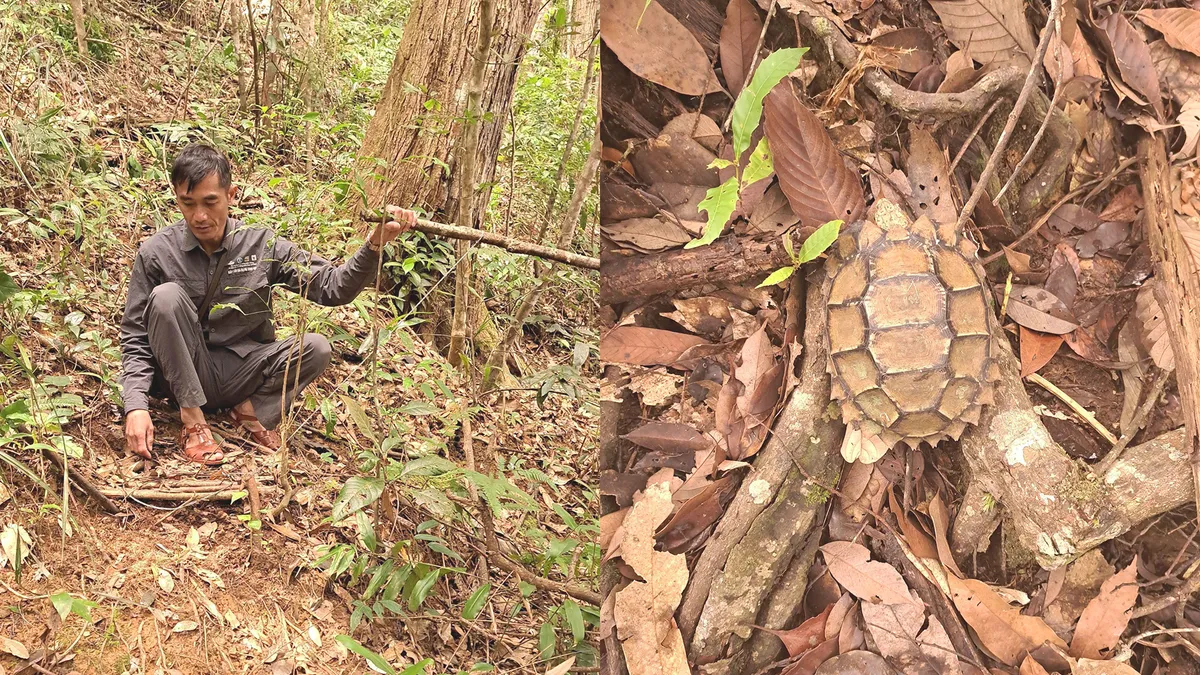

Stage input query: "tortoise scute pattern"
[{"left": 825, "top": 209, "right": 999, "bottom": 448}]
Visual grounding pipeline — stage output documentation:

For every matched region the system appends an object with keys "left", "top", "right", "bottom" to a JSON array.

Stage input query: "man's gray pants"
[{"left": 144, "top": 282, "right": 332, "bottom": 430}]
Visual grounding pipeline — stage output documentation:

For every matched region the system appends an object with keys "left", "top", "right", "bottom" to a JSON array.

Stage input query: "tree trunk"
[
  {"left": 534, "top": 41, "right": 596, "bottom": 252},
  {"left": 569, "top": 0, "right": 598, "bottom": 57},
  {"left": 231, "top": 0, "right": 249, "bottom": 110},
  {"left": 447, "top": 0, "right": 496, "bottom": 369},
  {"left": 482, "top": 130, "right": 601, "bottom": 388},
  {"left": 356, "top": 0, "right": 540, "bottom": 222},
  {"left": 68, "top": 0, "right": 87, "bottom": 56}
]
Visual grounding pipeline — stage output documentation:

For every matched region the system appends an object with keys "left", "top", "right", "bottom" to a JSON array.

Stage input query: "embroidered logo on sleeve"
[{"left": 228, "top": 254, "right": 260, "bottom": 275}]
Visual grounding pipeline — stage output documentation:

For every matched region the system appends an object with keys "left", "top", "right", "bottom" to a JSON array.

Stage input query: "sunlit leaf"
[{"left": 731, "top": 48, "right": 808, "bottom": 158}]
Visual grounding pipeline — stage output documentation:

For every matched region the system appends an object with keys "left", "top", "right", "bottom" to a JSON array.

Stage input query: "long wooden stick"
[{"left": 361, "top": 213, "right": 599, "bottom": 270}]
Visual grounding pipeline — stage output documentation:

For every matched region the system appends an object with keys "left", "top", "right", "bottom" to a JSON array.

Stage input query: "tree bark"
[
  {"left": 569, "top": 0, "right": 599, "bottom": 57},
  {"left": 230, "top": 0, "right": 249, "bottom": 110},
  {"left": 1139, "top": 135, "right": 1200, "bottom": 492},
  {"left": 68, "top": 0, "right": 87, "bottom": 56},
  {"left": 447, "top": 0, "right": 497, "bottom": 369},
  {"left": 482, "top": 131, "right": 601, "bottom": 388},
  {"left": 356, "top": 0, "right": 541, "bottom": 221},
  {"left": 601, "top": 231, "right": 795, "bottom": 305}
]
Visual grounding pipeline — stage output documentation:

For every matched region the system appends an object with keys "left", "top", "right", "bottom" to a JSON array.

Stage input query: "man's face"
[{"left": 173, "top": 172, "right": 236, "bottom": 250}]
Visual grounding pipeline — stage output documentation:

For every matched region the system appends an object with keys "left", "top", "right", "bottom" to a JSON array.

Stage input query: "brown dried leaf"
[
  {"left": 947, "top": 575, "right": 1067, "bottom": 666},
  {"left": 813, "top": 651, "right": 894, "bottom": 674},
  {"left": 820, "top": 541, "right": 922, "bottom": 608},
  {"left": 1075, "top": 220, "right": 1131, "bottom": 258},
  {"left": 663, "top": 295, "right": 734, "bottom": 339},
  {"left": 613, "top": 482, "right": 691, "bottom": 675},
  {"left": 747, "top": 183, "right": 800, "bottom": 233},
  {"left": 720, "top": 0, "right": 763, "bottom": 96},
  {"left": 780, "top": 637, "right": 839, "bottom": 675},
  {"left": 825, "top": 593, "right": 855, "bottom": 640},
  {"left": 871, "top": 28, "right": 936, "bottom": 73},
  {"left": 656, "top": 475, "right": 736, "bottom": 552},
  {"left": 1003, "top": 247, "right": 1032, "bottom": 274},
  {"left": 1070, "top": 557, "right": 1138, "bottom": 659},
  {"left": 861, "top": 601, "right": 961, "bottom": 675},
  {"left": 888, "top": 488, "right": 939, "bottom": 560},
  {"left": 759, "top": 603, "right": 834, "bottom": 657},
  {"left": 599, "top": 0, "right": 722, "bottom": 96},
  {"left": 1045, "top": 243, "right": 1080, "bottom": 309},
  {"left": 763, "top": 83, "right": 866, "bottom": 227},
  {"left": 1007, "top": 286, "right": 1080, "bottom": 335},
  {"left": 601, "top": 326, "right": 710, "bottom": 366},
  {"left": 602, "top": 183, "right": 666, "bottom": 222},
  {"left": 1098, "top": 185, "right": 1143, "bottom": 221},
  {"left": 1099, "top": 12, "right": 1165, "bottom": 119},
  {"left": 1138, "top": 9, "right": 1200, "bottom": 59},
  {"left": 1134, "top": 282, "right": 1175, "bottom": 371},
  {"left": 1073, "top": 660, "right": 1139, "bottom": 675},
  {"left": 1048, "top": 203, "right": 1101, "bottom": 235},
  {"left": 735, "top": 322, "right": 778, "bottom": 417},
  {"left": 623, "top": 422, "right": 712, "bottom": 453},
  {"left": 661, "top": 113, "right": 724, "bottom": 154},
  {"left": 602, "top": 217, "right": 691, "bottom": 252},
  {"left": 1019, "top": 655, "right": 1051, "bottom": 675},
  {"left": 928, "top": 492, "right": 965, "bottom": 578},
  {"left": 600, "top": 471, "right": 649, "bottom": 506},
  {"left": 1150, "top": 39, "right": 1200, "bottom": 105},
  {"left": 927, "top": 0, "right": 1037, "bottom": 67},
  {"left": 904, "top": 127, "right": 956, "bottom": 227},
  {"left": 1020, "top": 326, "right": 1063, "bottom": 377},
  {"left": 631, "top": 132, "right": 721, "bottom": 187}
]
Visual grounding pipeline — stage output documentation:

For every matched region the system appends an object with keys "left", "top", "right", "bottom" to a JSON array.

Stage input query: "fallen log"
[
  {"left": 602, "top": 231, "right": 794, "bottom": 305},
  {"left": 361, "top": 212, "right": 599, "bottom": 270}
]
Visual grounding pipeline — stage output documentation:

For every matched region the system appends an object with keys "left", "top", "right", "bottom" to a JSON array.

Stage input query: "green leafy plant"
[
  {"left": 688, "top": 47, "right": 808, "bottom": 248},
  {"left": 756, "top": 218, "right": 844, "bottom": 288}
]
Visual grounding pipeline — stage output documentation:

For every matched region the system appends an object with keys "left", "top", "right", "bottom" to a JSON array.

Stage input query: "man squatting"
[{"left": 120, "top": 143, "right": 419, "bottom": 465}]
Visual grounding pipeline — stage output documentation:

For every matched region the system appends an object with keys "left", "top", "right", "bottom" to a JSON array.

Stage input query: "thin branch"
[{"left": 954, "top": 0, "right": 1062, "bottom": 233}]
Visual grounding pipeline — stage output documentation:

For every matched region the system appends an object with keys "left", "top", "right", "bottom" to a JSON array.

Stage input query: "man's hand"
[
  {"left": 369, "top": 205, "right": 418, "bottom": 247},
  {"left": 125, "top": 409, "right": 154, "bottom": 459}
]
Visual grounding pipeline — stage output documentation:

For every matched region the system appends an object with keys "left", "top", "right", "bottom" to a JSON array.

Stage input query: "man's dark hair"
[{"left": 170, "top": 143, "right": 232, "bottom": 193}]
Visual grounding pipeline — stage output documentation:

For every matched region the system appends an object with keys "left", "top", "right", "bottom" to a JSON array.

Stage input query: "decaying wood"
[
  {"left": 952, "top": 336, "right": 1194, "bottom": 568},
  {"left": 362, "top": 213, "right": 599, "bottom": 270},
  {"left": 1138, "top": 135, "right": 1200, "bottom": 513},
  {"left": 602, "top": 231, "right": 794, "bottom": 305},
  {"left": 742, "top": 526, "right": 823, "bottom": 672},
  {"left": 682, "top": 277, "right": 844, "bottom": 663}
]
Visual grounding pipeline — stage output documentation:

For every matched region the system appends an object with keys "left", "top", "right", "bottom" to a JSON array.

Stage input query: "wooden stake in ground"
[
  {"left": 448, "top": 0, "right": 496, "bottom": 369},
  {"left": 481, "top": 130, "right": 601, "bottom": 389}
]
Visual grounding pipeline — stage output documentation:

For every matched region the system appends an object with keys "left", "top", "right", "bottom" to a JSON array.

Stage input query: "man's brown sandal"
[
  {"left": 179, "top": 423, "right": 224, "bottom": 466},
  {"left": 228, "top": 409, "right": 281, "bottom": 450}
]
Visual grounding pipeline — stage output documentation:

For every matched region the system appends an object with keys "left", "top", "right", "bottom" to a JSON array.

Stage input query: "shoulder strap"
[{"left": 199, "top": 249, "right": 232, "bottom": 331}]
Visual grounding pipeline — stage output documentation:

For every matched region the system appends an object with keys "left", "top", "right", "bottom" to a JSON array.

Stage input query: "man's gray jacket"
[{"left": 119, "top": 217, "right": 380, "bottom": 413}]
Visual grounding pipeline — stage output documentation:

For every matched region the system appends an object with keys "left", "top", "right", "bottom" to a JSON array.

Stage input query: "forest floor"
[
  {"left": 599, "top": 0, "right": 1200, "bottom": 672},
  {"left": 0, "top": 2, "right": 598, "bottom": 674}
]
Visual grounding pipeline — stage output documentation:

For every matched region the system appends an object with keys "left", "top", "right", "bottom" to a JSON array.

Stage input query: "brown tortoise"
[{"left": 824, "top": 200, "right": 1000, "bottom": 461}]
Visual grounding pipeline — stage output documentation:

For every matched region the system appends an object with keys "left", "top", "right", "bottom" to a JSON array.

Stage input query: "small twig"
[
  {"left": 954, "top": 0, "right": 1062, "bottom": 234},
  {"left": 993, "top": 26, "right": 1066, "bottom": 203},
  {"left": 1096, "top": 367, "right": 1169, "bottom": 474},
  {"left": 1027, "top": 372, "right": 1118, "bottom": 444},
  {"left": 949, "top": 99, "right": 1004, "bottom": 175},
  {"left": 1133, "top": 572, "right": 1200, "bottom": 619},
  {"left": 979, "top": 155, "right": 1137, "bottom": 265}
]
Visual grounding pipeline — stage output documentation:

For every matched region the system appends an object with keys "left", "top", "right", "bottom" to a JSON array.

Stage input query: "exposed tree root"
[
  {"left": 952, "top": 336, "right": 1193, "bottom": 568},
  {"left": 681, "top": 277, "right": 844, "bottom": 667}
]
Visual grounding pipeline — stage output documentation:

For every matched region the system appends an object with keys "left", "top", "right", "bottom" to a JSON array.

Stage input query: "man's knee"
[
  {"left": 146, "top": 282, "right": 192, "bottom": 319},
  {"left": 302, "top": 333, "right": 332, "bottom": 373}
]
